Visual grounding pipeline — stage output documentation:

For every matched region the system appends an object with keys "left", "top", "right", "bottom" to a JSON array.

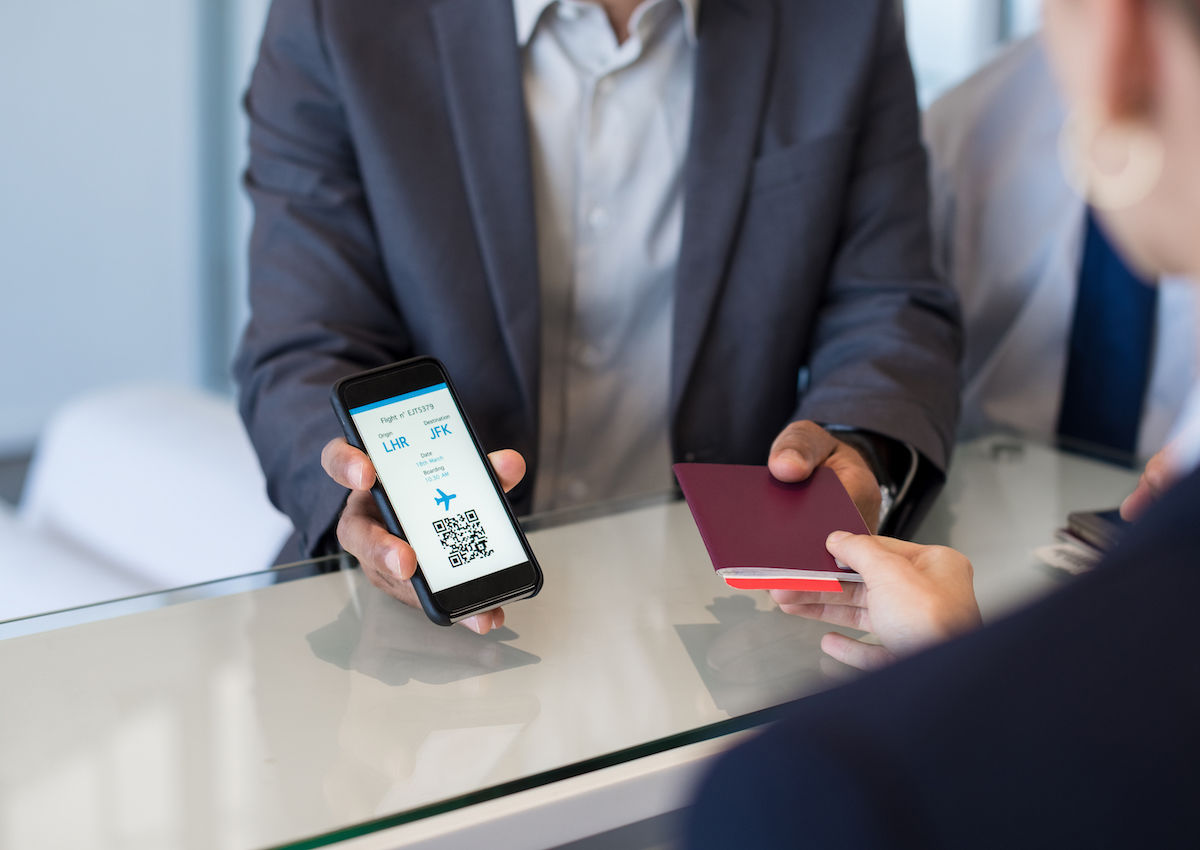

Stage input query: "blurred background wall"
[{"left": 0, "top": 0, "right": 1042, "bottom": 502}]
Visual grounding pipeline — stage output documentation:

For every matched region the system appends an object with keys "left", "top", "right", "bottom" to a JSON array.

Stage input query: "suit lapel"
[
  {"left": 671, "top": 0, "right": 775, "bottom": 421},
  {"left": 430, "top": 0, "right": 540, "bottom": 421}
]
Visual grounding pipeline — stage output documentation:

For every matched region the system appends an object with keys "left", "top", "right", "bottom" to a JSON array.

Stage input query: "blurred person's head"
[{"left": 1044, "top": 0, "right": 1200, "bottom": 279}]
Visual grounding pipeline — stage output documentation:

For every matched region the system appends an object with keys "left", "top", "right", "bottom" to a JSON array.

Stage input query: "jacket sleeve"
[
  {"left": 683, "top": 722, "right": 914, "bottom": 850},
  {"left": 794, "top": 1, "right": 962, "bottom": 475},
  {"left": 233, "top": 0, "right": 412, "bottom": 556}
]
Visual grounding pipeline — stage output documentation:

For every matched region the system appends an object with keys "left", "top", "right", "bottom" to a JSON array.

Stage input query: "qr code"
[{"left": 433, "top": 510, "right": 493, "bottom": 567}]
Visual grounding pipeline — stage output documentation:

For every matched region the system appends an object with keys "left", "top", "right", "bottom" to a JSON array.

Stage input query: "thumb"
[
  {"left": 825, "top": 531, "right": 907, "bottom": 582},
  {"left": 768, "top": 421, "right": 837, "bottom": 482}
]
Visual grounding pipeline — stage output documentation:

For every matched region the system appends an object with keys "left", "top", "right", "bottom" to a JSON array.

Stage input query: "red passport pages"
[{"left": 674, "top": 463, "right": 870, "bottom": 592}]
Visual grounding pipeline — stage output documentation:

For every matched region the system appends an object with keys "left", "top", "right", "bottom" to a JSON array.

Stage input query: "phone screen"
[{"left": 349, "top": 382, "right": 528, "bottom": 593}]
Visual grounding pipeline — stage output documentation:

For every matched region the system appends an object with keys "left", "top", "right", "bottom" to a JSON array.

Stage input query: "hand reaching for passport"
[
  {"left": 764, "top": 420, "right": 980, "bottom": 669},
  {"left": 769, "top": 433, "right": 1175, "bottom": 671},
  {"left": 771, "top": 533, "right": 982, "bottom": 671},
  {"left": 321, "top": 437, "right": 526, "bottom": 635}
]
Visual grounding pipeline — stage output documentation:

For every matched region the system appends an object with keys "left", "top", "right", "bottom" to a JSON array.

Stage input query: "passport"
[{"left": 673, "top": 463, "right": 870, "bottom": 592}]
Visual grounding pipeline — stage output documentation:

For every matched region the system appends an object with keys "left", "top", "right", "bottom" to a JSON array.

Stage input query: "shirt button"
[
  {"left": 596, "top": 77, "right": 614, "bottom": 97},
  {"left": 586, "top": 206, "right": 609, "bottom": 229},
  {"left": 557, "top": 3, "right": 582, "bottom": 20},
  {"left": 566, "top": 479, "right": 590, "bottom": 501}
]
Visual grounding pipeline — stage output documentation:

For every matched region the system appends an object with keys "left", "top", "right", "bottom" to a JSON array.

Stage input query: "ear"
[{"left": 1098, "top": 0, "right": 1156, "bottom": 121}]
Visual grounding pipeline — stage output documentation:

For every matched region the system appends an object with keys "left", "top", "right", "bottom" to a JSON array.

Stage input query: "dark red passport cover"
[{"left": 673, "top": 463, "right": 870, "bottom": 592}]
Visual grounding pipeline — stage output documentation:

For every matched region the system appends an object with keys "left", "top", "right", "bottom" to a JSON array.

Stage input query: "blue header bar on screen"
[{"left": 348, "top": 383, "right": 447, "bottom": 415}]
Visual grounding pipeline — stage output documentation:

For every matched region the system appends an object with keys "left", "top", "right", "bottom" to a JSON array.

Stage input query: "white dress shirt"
[
  {"left": 1166, "top": 383, "right": 1200, "bottom": 477},
  {"left": 514, "top": 0, "right": 698, "bottom": 512},
  {"left": 924, "top": 36, "right": 1198, "bottom": 460}
]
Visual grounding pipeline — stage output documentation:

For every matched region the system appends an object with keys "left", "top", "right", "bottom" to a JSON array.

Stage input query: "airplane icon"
[{"left": 434, "top": 488, "right": 456, "bottom": 511}]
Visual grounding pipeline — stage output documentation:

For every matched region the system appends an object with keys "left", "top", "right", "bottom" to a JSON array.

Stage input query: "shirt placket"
[{"left": 558, "top": 25, "right": 644, "bottom": 505}]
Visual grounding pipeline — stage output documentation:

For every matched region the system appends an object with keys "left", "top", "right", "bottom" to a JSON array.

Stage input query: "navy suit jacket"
[
  {"left": 234, "top": 0, "right": 961, "bottom": 556},
  {"left": 686, "top": 465, "right": 1200, "bottom": 849}
]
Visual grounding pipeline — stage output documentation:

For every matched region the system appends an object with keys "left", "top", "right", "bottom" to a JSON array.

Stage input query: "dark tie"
[{"left": 1057, "top": 210, "right": 1158, "bottom": 460}]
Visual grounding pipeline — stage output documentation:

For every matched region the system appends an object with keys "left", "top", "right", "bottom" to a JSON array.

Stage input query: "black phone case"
[
  {"left": 330, "top": 356, "right": 542, "bottom": 626},
  {"left": 1066, "top": 508, "right": 1129, "bottom": 553}
]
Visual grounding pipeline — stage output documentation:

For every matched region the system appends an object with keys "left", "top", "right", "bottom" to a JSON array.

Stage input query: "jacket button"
[{"left": 683, "top": 451, "right": 697, "bottom": 462}]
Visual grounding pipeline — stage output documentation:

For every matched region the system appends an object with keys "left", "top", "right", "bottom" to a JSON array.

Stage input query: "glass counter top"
[{"left": 0, "top": 437, "right": 1141, "bottom": 849}]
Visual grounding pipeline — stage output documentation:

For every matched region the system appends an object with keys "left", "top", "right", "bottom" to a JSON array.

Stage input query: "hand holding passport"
[{"left": 674, "top": 463, "right": 871, "bottom": 592}]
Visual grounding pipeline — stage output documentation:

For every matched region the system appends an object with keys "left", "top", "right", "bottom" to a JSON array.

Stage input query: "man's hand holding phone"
[{"left": 321, "top": 437, "right": 527, "bottom": 635}]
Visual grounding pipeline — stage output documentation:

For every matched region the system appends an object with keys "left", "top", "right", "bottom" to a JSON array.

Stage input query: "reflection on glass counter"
[{"left": 0, "top": 437, "right": 1140, "bottom": 849}]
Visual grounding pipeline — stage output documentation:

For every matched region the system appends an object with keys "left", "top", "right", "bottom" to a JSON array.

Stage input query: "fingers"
[
  {"left": 825, "top": 531, "right": 918, "bottom": 580},
  {"left": 1144, "top": 447, "right": 1172, "bottom": 492},
  {"left": 830, "top": 532, "right": 926, "bottom": 559},
  {"left": 338, "top": 493, "right": 508, "bottom": 635},
  {"left": 341, "top": 497, "right": 507, "bottom": 634},
  {"left": 334, "top": 480, "right": 422, "bottom": 612},
  {"left": 768, "top": 421, "right": 838, "bottom": 482},
  {"left": 1120, "top": 449, "right": 1172, "bottom": 520},
  {"left": 769, "top": 584, "right": 868, "bottom": 609},
  {"left": 362, "top": 564, "right": 505, "bottom": 634},
  {"left": 325, "top": 439, "right": 517, "bottom": 636},
  {"left": 322, "top": 437, "right": 376, "bottom": 490},
  {"left": 1120, "top": 484, "right": 1154, "bottom": 522},
  {"left": 323, "top": 439, "right": 525, "bottom": 496},
  {"left": 487, "top": 449, "right": 527, "bottom": 494},
  {"left": 462, "top": 607, "right": 506, "bottom": 635},
  {"left": 774, "top": 602, "right": 872, "bottom": 632},
  {"left": 362, "top": 560, "right": 421, "bottom": 605},
  {"left": 820, "top": 632, "right": 894, "bottom": 671},
  {"left": 767, "top": 424, "right": 882, "bottom": 529},
  {"left": 338, "top": 490, "right": 417, "bottom": 580}
]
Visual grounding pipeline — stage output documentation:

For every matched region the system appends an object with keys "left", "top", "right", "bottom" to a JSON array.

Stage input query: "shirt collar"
[
  {"left": 679, "top": 0, "right": 699, "bottom": 42},
  {"left": 513, "top": 0, "right": 556, "bottom": 45},
  {"left": 514, "top": 0, "right": 699, "bottom": 47}
]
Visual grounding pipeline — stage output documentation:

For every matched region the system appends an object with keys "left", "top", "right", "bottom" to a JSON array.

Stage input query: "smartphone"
[
  {"left": 330, "top": 356, "right": 542, "bottom": 626},
  {"left": 1065, "top": 507, "right": 1130, "bottom": 554}
]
